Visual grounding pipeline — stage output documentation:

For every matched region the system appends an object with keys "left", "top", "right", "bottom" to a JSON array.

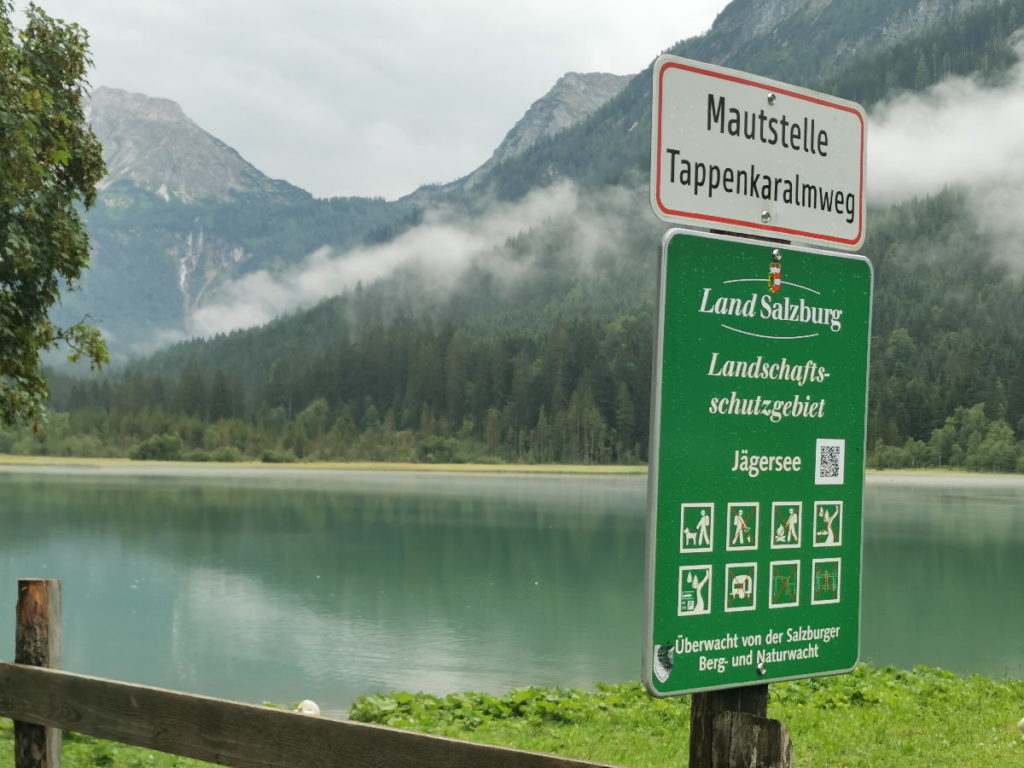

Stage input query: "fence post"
[{"left": 15, "top": 579, "right": 62, "bottom": 768}]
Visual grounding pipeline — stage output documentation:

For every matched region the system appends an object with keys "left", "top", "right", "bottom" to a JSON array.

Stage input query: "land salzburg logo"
[{"left": 696, "top": 258, "right": 842, "bottom": 340}]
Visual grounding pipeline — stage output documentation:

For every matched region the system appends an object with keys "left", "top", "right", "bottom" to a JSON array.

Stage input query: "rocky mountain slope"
[
  {"left": 401, "top": 71, "right": 629, "bottom": 203},
  {"left": 426, "top": 72, "right": 630, "bottom": 197},
  {"left": 485, "top": 73, "right": 631, "bottom": 167},
  {"left": 86, "top": 87, "right": 309, "bottom": 204}
]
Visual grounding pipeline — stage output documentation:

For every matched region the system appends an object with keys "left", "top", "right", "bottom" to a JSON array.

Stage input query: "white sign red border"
[{"left": 651, "top": 55, "right": 867, "bottom": 250}]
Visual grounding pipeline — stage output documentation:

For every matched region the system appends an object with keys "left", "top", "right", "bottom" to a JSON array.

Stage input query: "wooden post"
[
  {"left": 15, "top": 579, "right": 62, "bottom": 768},
  {"left": 689, "top": 685, "right": 767, "bottom": 768},
  {"left": 711, "top": 711, "right": 792, "bottom": 768},
  {"left": 688, "top": 684, "right": 792, "bottom": 768}
]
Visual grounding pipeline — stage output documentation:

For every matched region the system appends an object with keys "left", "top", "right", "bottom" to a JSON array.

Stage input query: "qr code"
[
  {"left": 820, "top": 447, "right": 841, "bottom": 476},
  {"left": 815, "top": 439, "right": 845, "bottom": 485}
]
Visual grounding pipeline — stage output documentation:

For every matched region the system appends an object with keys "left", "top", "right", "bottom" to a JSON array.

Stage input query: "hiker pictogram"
[
  {"left": 680, "top": 503, "right": 715, "bottom": 553},
  {"left": 771, "top": 502, "right": 802, "bottom": 549},
  {"left": 726, "top": 502, "right": 759, "bottom": 551}
]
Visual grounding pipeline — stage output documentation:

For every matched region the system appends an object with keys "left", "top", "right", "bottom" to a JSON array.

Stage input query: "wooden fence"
[{"left": 1, "top": 579, "right": 619, "bottom": 768}]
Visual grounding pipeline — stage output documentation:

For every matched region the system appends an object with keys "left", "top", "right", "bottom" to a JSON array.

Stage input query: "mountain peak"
[
  {"left": 86, "top": 86, "right": 310, "bottom": 204},
  {"left": 466, "top": 71, "right": 631, "bottom": 187},
  {"left": 404, "top": 71, "right": 630, "bottom": 202},
  {"left": 487, "top": 72, "right": 633, "bottom": 165}
]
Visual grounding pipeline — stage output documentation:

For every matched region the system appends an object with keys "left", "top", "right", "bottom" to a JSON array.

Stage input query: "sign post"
[
  {"left": 643, "top": 230, "right": 872, "bottom": 697},
  {"left": 644, "top": 54, "right": 871, "bottom": 768},
  {"left": 650, "top": 55, "right": 866, "bottom": 250}
]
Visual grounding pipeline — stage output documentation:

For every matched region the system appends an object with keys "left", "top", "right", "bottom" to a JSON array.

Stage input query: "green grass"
[
  {"left": 348, "top": 666, "right": 1024, "bottom": 768},
  {"left": 0, "top": 666, "right": 1020, "bottom": 766},
  {"left": 0, "top": 722, "right": 209, "bottom": 767}
]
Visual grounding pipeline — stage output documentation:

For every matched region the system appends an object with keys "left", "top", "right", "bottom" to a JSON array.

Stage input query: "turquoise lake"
[{"left": 0, "top": 466, "right": 1020, "bottom": 715}]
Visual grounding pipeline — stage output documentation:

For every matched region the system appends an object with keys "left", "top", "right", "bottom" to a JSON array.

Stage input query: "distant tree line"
[{"left": 16, "top": 312, "right": 651, "bottom": 465}]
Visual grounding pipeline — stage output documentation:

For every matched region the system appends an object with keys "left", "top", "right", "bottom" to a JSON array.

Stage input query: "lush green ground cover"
[
  {"left": 0, "top": 721, "right": 208, "bottom": 767},
  {"left": 349, "top": 666, "right": 1023, "bottom": 768},
  {"left": 0, "top": 666, "right": 1020, "bottom": 766}
]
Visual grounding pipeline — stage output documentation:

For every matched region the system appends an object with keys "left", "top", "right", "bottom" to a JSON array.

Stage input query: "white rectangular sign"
[{"left": 651, "top": 55, "right": 866, "bottom": 250}]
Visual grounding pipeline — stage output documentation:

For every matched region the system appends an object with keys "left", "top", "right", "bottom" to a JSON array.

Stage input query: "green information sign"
[{"left": 643, "top": 229, "right": 872, "bottom": 697}]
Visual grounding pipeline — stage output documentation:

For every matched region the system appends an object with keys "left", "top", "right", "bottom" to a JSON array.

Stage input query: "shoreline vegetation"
[
  {"left": 0, "top": 453, "right": 645, "bottom": 475},
  {"left": 0, "top": 665, "right": 1019, "bottom": 767},
  {"left": 5, "top": 391, "right": 1024, "bottom": 476},
  {"left": 3, "top": 452, "right": 1024, "bottom": 482},
  {"left": 4, "top": 398, "right": 1024, "bottom": 476}
]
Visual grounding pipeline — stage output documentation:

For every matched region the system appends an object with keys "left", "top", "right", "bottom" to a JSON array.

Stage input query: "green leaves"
[
  {"left": 0, "top": 1, "right": 106, "bottom": 427},
  {"left": 349, "top": 683, "right": 676, "bottom": 732},
  {"left": 347, "top": 668, "right": 1024, "bottom": 768}
]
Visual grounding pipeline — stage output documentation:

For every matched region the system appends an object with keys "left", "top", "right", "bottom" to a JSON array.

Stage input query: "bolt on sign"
[
  {"left": 643, "top": 230, "right": 872, "bottom": 696},
  {"left": 650, "top": 54, "right": 866, "bottom": 250}
]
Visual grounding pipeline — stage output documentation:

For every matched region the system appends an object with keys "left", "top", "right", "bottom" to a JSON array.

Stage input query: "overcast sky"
[{"left": 32, "top": 0, "right": 730, "bottom": 200}]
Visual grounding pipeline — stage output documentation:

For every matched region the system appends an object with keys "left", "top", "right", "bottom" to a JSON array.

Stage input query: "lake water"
[{"left": 0, "top": 466, "right": 1020, "bottom": 715}]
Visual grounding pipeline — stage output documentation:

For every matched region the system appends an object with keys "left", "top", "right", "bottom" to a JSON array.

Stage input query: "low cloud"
[
  {"left": 188, "top": 182, "right": 599, "bottom": 337},
  {"left": 169, "top": 51, "right": 1024, "bottom": 341},
  {"left": 868, "top": 38, "right": 1024, "bottom": 255}
]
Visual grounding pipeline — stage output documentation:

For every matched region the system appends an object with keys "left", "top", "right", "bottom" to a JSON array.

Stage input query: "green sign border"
[{"left": 643, "top": 229, "right": 873, "bottom": 697}]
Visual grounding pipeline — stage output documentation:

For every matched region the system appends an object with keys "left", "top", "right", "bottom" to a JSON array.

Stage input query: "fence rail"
[{"left": 1, "top": 579, "right": 618, "bottom": 768}]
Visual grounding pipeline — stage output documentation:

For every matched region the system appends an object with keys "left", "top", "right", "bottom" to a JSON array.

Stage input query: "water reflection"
[
  {"left": 0, "top": 470, "right": 646, "bottom": 714},
  {"left": 862, "top": 477, "right": 1024, "bottom": 679}
]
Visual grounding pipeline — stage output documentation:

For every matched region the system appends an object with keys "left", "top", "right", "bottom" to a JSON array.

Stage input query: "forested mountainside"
[
  {"left": 15, "top": 0, "right": 1024, "bottom": 471},
  {"left": 30, "top": 190, "right": 1024, "bottom": 470}
]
